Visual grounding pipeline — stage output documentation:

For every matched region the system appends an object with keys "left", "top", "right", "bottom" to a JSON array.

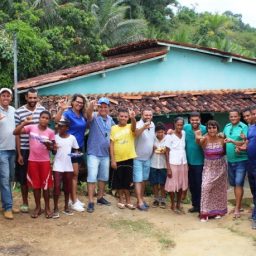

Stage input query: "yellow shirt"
[{"left": 110, "top": 124, "right": 137, "bottom": 162}]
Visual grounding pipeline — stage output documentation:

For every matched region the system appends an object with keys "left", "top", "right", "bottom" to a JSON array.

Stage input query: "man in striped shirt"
[{"left": 14, "top": 88, "right": 45, "bottom": 213}]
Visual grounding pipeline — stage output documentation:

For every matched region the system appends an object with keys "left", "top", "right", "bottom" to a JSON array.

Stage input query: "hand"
[
  {"left": 143, "top": 121, "right": 151, "bottom": 130},
  {"left": 195, "top": 129, "right": 202, "bottom": 138},
  {"left": 217, "top": 132, "right": 225, "bottom": 138},
  {"left": 224, "top": 138, "right": 233, "bottom": 143},
  {"left": 89, "top": 100, "right": 97, "bottom": 107},
  {"left": 17, "top": 155, "right": 24, "bottom": 166},
  {"left": 42, "top": 140, "right": 53, "bottom": 150},
  {"left": 167, "top": 168, "right": 172, "bottom": 178},
  {"left": 23, "top": 116, "right": 34, "bottom": 125},
  {"left": 240, "top": 133, "right": 246, "bottom": 140},
  {"left": 167, "top": 129, "right": 174, "bottom": 135},
  {"left": 128, "top": 109, "right": 135, "bottom": 119},
  {"left": 0, "top": 112, "right": 6, "bottom": 121},
  {"left": 111, "top": 160, "right": 117, "bottom": 170},
  {"left": 58, "top": 99, "right": 70, "bottom": 111}
]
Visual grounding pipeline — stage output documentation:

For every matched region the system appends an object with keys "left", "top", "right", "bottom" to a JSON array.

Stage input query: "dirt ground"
[{"left": 0, "top": 188, "right": 256, "bottom": 256}]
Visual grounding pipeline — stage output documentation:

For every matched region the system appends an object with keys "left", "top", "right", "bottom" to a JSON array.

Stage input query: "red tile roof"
[
  {"left": 40, "top": 89, "right": 256, "bottom": 117},
  {"left": 17, "top": 46, "right": 167, "bottom": 90},
  {"left": 17, "top": 39, "right": 256, "bottom": 91}
]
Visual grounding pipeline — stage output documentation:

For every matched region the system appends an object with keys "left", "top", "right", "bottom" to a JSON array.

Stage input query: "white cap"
[{"left": 0, "top": 88, "right": 12, "bottom": 95}]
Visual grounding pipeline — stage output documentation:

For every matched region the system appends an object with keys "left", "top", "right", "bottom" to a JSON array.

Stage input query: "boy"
[
  {"left": 110, "top": 108, "right": 136, "bottom": 209},
  {"left": 52, "top": 119, "right": 79, "bottom": 218},
  {"left": 150, "top": 123, "right": 168, "bottom": 208},
  {"left": 13, "top": 111, "right": 55, "bottom": 218}
]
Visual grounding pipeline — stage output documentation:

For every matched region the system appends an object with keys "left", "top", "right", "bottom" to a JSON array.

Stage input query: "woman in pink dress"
[
  {"left": 165, "top": 117, "right": 188, "bottom": 213},
  {"left": 195, "top": 120, "right": 228, "bottom": 222}
]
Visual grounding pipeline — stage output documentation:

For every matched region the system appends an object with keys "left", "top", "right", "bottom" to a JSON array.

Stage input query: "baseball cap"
[
  {"left": 98, "top": 97, "right": 110, "bottom": 105},
  {"left": 0, "top": 88, "right": 12, "bottom": 95},
  {"left": 57, "top": 117, "right": 70, "bottom": 126}
]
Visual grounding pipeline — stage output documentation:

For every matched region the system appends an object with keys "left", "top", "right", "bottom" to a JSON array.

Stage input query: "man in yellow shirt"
[{"left": 110, "top": 108, "right": 136, "bottom": 209}]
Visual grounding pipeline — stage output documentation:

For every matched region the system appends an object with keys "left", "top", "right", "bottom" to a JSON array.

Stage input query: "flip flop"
[
  {"left": 125, "top": 204, "right": 136, "bottom": 210},
  {"left": 117, "top": 203, "right": 126, "bottom": 209},
  {"left": 20, "top": 204, "right": 29, "bottom": 213},
  {"left": 31, "top": 209, "right": 43, "bottom": 218},
  {"left": 62, "top": 210, "right": 74, "bottom": 216},
  {"left": 45, "top": 212, "right": 53, "bottom": 219}
]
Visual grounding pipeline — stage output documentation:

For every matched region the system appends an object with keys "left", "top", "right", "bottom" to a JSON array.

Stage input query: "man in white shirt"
[{"left": 134, "top": 108, "right": 155, "bottom": 210}]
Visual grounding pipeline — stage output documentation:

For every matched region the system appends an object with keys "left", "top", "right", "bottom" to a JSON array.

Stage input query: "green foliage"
[{"left": 0, "top": 0, "right": 255, "bottom": 89}]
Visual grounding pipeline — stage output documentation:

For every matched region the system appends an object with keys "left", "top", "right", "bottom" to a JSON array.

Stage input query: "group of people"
[{"left": 0, "top": 87, "right": 256, "bottom": 230}]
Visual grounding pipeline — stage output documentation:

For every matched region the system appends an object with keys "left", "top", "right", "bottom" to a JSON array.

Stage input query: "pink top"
[{"left": 24, "top": 124, "right": 55, "bottom": 161}]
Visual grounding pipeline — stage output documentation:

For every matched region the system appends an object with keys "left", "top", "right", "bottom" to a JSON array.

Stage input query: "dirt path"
[{"left": 0, "top": 191, "right": 255, "bottom": 256}]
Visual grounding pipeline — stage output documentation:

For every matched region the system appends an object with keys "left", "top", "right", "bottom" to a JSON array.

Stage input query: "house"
[{"left": 17, "top": 39, "right": 256, "bottom": 128}]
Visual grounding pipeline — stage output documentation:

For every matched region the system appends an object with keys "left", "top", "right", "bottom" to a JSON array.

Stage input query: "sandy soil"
[{"left": 0, "top": 189, "right": 255, "bottom": 256}]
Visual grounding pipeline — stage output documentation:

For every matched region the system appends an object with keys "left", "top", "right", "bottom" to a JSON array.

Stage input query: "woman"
[
  {"left": 195, "top": 120, "right": 228, "bottom": 222},
  {"left": 55, "top": 94, "right": 87, "bottom": 212},
  {"left": 165, "top": 117, "right": 188, "bottom": 214}
]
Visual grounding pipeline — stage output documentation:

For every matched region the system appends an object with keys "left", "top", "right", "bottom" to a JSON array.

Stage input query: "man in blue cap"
[{"left": 86, "top": 97, "right": 115, "bottom": 213}]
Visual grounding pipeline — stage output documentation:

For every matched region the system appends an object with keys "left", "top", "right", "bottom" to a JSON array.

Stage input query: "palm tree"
[{"left": 91, "top": 0, "right": 147, "bottom": 47}]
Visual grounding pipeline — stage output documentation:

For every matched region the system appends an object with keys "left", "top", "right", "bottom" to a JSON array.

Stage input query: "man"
[
  {"left": 0, "top": 88, "right": 16, "bottom": 219},
  {"left": 14, "top": 88, "right": 45, "bottom": 213},
  {"left": 86, "top": 97, "right": 115, "bottom": 213},
  {"left": 223, "top": 109, "right": 248, "bottom": 218},
  {"left": 242, "top": 107, "right": 253, "bottom": 126},
  {"left": 134, "top": 108, "right": 155, "bottom": 210},
  {"left": 184, "top": 112, "right": 207, "bottom": 213}
]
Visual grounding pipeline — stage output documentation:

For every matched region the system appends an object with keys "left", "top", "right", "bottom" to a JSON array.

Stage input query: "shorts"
[
  {"left": 27, "top": 161, "right": 53, "bottom": 190},
  {"left": 87, "top": 155, "right": 109, "bottom": 183},
  {"left": 149, "top": 168, "right": 167, "bottom": 186},
  {"left": 133, "top": 159, "right": 151, "bottom": 183},
  {"left": 53, "top": 171, "right": 73, "bottom": 196},
  {"left": 16, "top": 149, "right": 29, "bottom": 185},
  {"left": 228, "top": 160, "right": 247, "bottom": 187},
  {"left": 111, "top": 159, "right": 133, "bottom": 190}
]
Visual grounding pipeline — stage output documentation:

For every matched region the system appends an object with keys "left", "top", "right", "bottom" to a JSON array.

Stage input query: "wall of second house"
[{"left": 38, "top": 47, "right": 256, "bottom": 96}]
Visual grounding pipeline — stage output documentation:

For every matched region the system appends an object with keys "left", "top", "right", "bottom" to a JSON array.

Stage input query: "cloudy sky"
[{"left": 177, "top": 0, "right": 256, "bottom": 27}]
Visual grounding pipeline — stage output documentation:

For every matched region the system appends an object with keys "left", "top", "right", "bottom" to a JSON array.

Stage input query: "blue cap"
[{"left": 98, "top": 97, "right": 110, "bottom": 105}]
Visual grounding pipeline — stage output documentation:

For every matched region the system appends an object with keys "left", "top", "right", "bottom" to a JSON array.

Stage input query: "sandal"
[
  {"left": 45, "top": 212, "right": 53, "bottom": 219},
  {"left": 117, "top": 202, "right": 126, "bottom": 209},
  {"left": 31, "top": 209, "right": 43, "bottom": 218},
  {"left": 20, "top": 204, "right": 29, "bottom": 213},
  {"left": 62, "top": 210, "right": 74, "bottom": 216},
  {"left": 52, "top": 211, "right": 60, "bottom": 219},
  {"left": 125, "top": 204, "right": 136, "bottom": 210},
  {"left": 233, "top": 212, "right": 241, "bottom": 219}
]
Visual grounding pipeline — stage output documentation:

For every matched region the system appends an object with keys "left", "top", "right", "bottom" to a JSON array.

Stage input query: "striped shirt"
[{"left": 14, "top": 104, "right": 45, "bottom": 150}]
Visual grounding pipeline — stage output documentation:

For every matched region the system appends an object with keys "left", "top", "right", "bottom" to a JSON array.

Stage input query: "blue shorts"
[
  {"left": 149, "top": 168, "right": 167, "bottom": 185},
  {"left": 87, "top": 155, "right": 109, "bottom": 183},
  {"left": 133, "top": 159, "right": 151, "bottom": 182},
  {"left": 228, "top": 160, "right": 247, "bottom": 187}
]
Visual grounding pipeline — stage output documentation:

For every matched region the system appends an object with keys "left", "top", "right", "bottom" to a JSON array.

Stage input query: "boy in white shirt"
[
  {"left": 150, "top": 123, "right": 168, "bottom": 208},
  {"left": 53, "top": 119, "right": 79, "bottom": 218}
]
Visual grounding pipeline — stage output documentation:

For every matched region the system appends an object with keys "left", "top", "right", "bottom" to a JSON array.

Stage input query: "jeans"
[
  {"left": 188, "top": 164, "right": 203, "bottom": 210},
  {"left": 228, "top": 160, "right": 247, "bottom": 187},
  {"left": 87, "top": 155, "right": 110, "bottom": 183},
  {"left": 133, "top": 159, "right": 151, "bottom": 182},
  {"left": 248, "top": 159, "right": 256, "bottom": 220},
  {"left": 0, "top": 150, "right": 15, "bottom": 211}
]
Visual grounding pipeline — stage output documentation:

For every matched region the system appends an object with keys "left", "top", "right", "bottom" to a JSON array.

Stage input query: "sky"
[{"left": 176, "top": 0, "right": 256, "bottom": 27}]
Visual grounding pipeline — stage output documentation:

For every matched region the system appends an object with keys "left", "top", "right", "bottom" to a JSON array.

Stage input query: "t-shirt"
[
  {"left": 53, "top": 134, "right": 79, "bottom": 172},
  {"left": 63, "top": 108, "right": 87, "bottom": 148},
  {"left": 135, "top": 119, "right": 155, "bottom": 161},
  {"left": 110, "top": 124, "right": 137, "bottom": 162},
  {"left": 150, "top": 136, "right": 168, "bottom": 169},
  {"left": 23, "top": 125, "right": 55, "bottom": 161},
  {"left": 247, "top": 124, "right": 256, "bottom": 161},
  {"left": 223, "top": 122, "right": 248, "bottom": 163},
  {"left": 14, "top": 104, "right": 45, "bottom": 150},
  {"left": 87, "top": 113, "right": 115, "bottom": 157},
  {"left": 184, "top": 124, "right": 207, "bottom": 165},
  {"left": 0, "top": 105, "right": 15, "bottom": 150},
  {"left": 165, "top": 131, "right": 187, "bottom": 165}
]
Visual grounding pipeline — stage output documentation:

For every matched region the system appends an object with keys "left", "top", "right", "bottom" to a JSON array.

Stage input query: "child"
[
  {"left": 52, "top": 119, "right": 79, "bottom": 218},
  {"left": 110, "top": 108, "right": 137, "bottom": 209},
  {"left": 13, "top": 110, "right": 55, "bottom": 218},
  {"left": 165, "top": 117, "right": 188, "bottom": 214},
  {"left": 149, "top": 123, "right": 168, "bottom": 208}
]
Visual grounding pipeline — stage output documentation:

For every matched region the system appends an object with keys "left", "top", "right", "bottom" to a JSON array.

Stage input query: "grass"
[
  {"left": 228, "top": 197, "right": 252, "bottom": 208},
  {"left": 110, "top": 218, "right": 175, "bottom": 250}
]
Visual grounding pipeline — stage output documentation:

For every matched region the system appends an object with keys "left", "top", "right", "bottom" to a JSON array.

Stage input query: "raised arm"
[
  {"left": 13, "top": 118, "right": 33, "bottom": 135},
  {"left": 135, "top": 121, "right": 151, "bottom": 137},
  {"left": 195, "top": 129, "right": 207, "bottom": 147},
  {"left": 129, "top": 109, "right": 136, "bottom": 133},
  {"left": 86, "top": 100, "right": 97, "bottom": 121},
  {"left": 55, "top": 99, "right": 70, "bottom": 122}
]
